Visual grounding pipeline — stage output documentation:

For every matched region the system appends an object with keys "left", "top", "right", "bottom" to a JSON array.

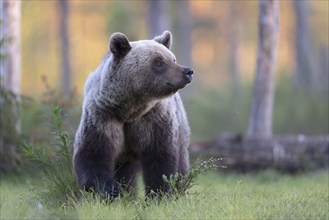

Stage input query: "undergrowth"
[
  {"left": 163, "top": 157, "right": 225, "bottom": 198},
  {"left": 20, "top": 106, "right": 221, "bottom": 208},
  {"left": 21, "top": 106, "right": 78, "bottom": 207}
]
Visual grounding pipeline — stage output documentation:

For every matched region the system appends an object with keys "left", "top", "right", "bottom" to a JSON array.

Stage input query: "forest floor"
[{"left": 1, "top": 170, "right": 328, "bottom": 219}]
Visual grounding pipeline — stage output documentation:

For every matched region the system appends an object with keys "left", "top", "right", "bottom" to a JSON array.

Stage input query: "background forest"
[
  {"left": 0, "top": 1, "right": 328, "bottom": 219},
  {"left": 18, "top": 0, "right": 328, "bottom": 140}
]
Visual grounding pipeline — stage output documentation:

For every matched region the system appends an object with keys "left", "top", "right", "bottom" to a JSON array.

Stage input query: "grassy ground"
[{"left": 1, "top": 170, "right": 328, "bottom": 220}]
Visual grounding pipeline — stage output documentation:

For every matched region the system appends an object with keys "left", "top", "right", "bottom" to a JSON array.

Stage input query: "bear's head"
[{"left": 107, "top": 31, "right": 193, "bottom": 99}]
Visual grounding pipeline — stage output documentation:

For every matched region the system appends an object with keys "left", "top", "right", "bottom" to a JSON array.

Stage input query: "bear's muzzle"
[{"left": 183, "top": 67, "right": 193, "bottom": 83}]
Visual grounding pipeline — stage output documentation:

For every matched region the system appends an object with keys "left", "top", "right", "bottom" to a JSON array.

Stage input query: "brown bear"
[{"left": 73, "top": 31, "right": 193, "bottom": 199}]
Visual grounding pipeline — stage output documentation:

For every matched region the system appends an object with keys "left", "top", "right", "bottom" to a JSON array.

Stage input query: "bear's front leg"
[
  {"left": 73, "top": 120, "right": 123, "bottom": 199},
  {"left": 140, "top": 122, "right": 179, "bottom": 198},
  {"left": 141, "top": 148, "right": 178, "bottom": 198}
]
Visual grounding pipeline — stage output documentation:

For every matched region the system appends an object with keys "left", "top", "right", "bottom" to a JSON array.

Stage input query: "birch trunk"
[
  {"left": 294, "top": 0, "right": 317, "bottom": 90},
  {"left": 190, "top": 134, "right": 329, "bottom": 172},
  {"left": 58, "top": 0, "right": 72, "bottom": 97},
  {"left": 247, "top": 0, "right": 280, "bottom": 139},
  {"left": 176, "top": 0, "right": 193, "bottom": 100},
  {"left": 148, "top": 0, "right": 169, "bottom": 37},
  {"left": 0, "top": 0, "right": 21, "bottom": 172}
]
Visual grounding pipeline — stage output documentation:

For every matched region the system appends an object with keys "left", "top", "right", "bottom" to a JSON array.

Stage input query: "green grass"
[{"left": 1, "top": 170, "right": 328, "bottom": 219}]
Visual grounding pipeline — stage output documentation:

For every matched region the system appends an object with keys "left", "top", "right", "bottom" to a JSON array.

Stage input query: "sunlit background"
[
  {"left": 20, "top": 1, "right": 328, "bottom": 140},
  {"left": 1, "top": 2, "right": 329, "bottom": 218}
]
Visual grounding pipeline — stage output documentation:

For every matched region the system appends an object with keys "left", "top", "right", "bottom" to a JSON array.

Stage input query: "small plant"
[
  {"left": 20, "top": 106, "right": 225, "bottom": 207},
  {"left": 163, "top": 157, "right": 225, "bottom": 198},
  {"left": 0, "top": 84, "right": 21, "bottom": 172},
  {"left": 21, "top": 106, "right": 78, "bottom": 207}
]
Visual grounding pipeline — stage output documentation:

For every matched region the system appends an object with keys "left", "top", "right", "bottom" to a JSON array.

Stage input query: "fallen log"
[{"left": 190, "top": 134, "right": 329, "bottom": 172}]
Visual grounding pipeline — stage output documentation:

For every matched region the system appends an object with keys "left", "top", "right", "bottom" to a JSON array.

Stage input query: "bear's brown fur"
[{"left": 73, "top": 31, "right": 193, "bottom": 198}]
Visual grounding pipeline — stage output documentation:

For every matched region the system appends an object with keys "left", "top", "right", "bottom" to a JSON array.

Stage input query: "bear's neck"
[{"left": 94, "top": 89, "right": 158, "bottom": 122}]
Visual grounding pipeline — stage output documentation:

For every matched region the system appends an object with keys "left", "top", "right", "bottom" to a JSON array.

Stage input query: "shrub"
[
  {"left": 162, "top": 157, "right": 225, "bottom": 199},
  {"left": 20, "top": 106, "right": 225, "bottom": 206},
  {"left": 21, "top": 106, "right": 78, "bottom": 207}
]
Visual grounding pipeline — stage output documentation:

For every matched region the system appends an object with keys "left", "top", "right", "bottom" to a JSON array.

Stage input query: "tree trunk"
[
  {"left": 228, "top": 36, "right": 240, "bottom": 94},
  {"left": 247, "top": 0, "right": 280, "bottom": 139},
  {"left": 176, "top": 0, "right": 192, "bottom": 70},
  {"left": 318, "top": 45, "right": 329, "bottom": 93},
  {"left": 148, "top": 0, "right": 169, "bottom": 37},
  {"left": 0, "top": 0, "right": 21, "bottom": 172},
  {"left": 190, "top": 134, "right": 329, "bottom": 172},
  {"left": 0, "top": 1, "right": 21, "bottom": 94},
  {"left": 226, "top": 2, "right": 241, "bottom": 102},
  {"left": 294, "top": 0, "right": 317, "bottom": 90},
  {"left": 176, "top": 0, "right": 193, "bottom": 100},
  {"left": 58, "top": 0, "right": 72, "bottom": 97}
]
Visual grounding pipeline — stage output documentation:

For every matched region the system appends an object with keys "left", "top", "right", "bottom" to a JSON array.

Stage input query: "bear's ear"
[
  {"left": 153, "top": 30, "right": 172, "bottom": 49},
  {"left": 109, "top": 33, "right": 132, "bottom": 59}
]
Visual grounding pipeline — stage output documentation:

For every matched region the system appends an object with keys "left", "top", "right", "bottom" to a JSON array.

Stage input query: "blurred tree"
[
  {"left": 107, "top": 1, "right": 139, "bottom": 38},
  {"left": 148, "top": 0, "right": 169, "bottom": 37},
  {"left": 223, "top": 2, "right": 242, "bottom": 101},
  {"left": 228, "top": 3, "right": 241, "bottom": 93},
  {"left": 294, "top": 0, "right": 317, "bottom": 90},
  {"left": 318, "top": 45, "right": 329, "bottom": 93},
  {"left": 247, "top": 0, "right": 280, "bottom": 139},
  {"left": 58, "top": 0, "right": 72, "bottom": 97},
  {"left": 0, "top": 0, "right": 21, "bottom": 172},
  {"left": 176, "top": 0, "right": 193, "bottom": 100},
  {"left": 176, "top": 1, "right": 192, "bottom": 69}
]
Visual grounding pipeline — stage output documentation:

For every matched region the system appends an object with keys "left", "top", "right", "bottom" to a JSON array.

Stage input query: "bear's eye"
[
  {"left": 173, "top": 59, "right": 176, "bottom": 63},
  {"left": 154, "top": 59, "right": 163, "bottom": 67}
]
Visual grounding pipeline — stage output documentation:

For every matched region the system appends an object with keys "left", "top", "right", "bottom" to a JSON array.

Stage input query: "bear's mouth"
[
  {"left": 166, "top": 82, "right": 186, "bottom": 90},
  {"left": 165, "top": 83, "right": 186, "bottom": 95},
  {"left": 184, "top": 74, "right": 193, "bottom": 83},
  {"left": 166, "top": 82, "right": 176, "bottom": 87}
]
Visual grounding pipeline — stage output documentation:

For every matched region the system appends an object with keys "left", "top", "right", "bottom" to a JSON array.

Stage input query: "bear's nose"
[{"left": 183, "top": 68, "right": 193, "bottom": 76}]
